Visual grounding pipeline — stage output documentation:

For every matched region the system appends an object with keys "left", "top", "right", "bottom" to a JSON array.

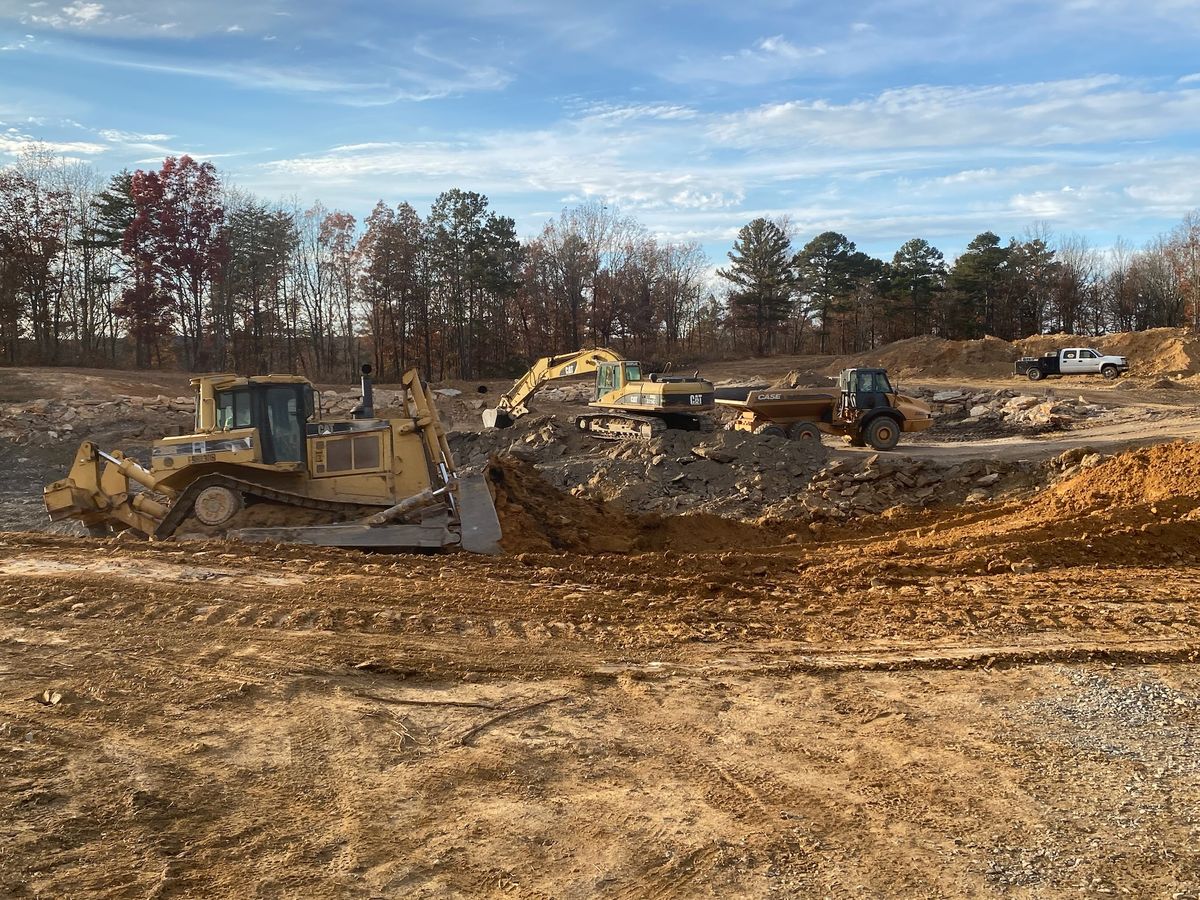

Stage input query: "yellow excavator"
[
  {"left": 482, "top": 348, "right": 715, "bottom": 439},
  {"left": 43, "top": 366, "right": 502, "bottom": 553}
]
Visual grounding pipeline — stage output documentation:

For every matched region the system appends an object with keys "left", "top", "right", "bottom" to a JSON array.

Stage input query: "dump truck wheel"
[
  {"left": 193, "top": 485, "right": 243, "bottom": 526},
  {"left": 1027, "top": 368, "right": 1043, "bottom": 382},
  {"left": 789, "top": 422, "right": 821, "bottom": 442},
  {"left": 753, "top": 423, "right": 787, "bottom": 438},
  {"left": 1101, "top": 364, "right": 1119, "bottom": 380},
  {"left": 864, "top": 417, "right": 901, "bottom": 451}
]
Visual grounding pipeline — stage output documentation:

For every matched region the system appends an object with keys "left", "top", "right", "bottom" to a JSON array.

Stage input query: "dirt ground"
[{"left": 4, "top": 351, "right": 1200, "bottom": 898}]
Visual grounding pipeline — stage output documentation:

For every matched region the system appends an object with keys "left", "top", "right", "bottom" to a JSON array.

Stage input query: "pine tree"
[{"left": 718, "top": 218, "right": 796, "bottom": 356}]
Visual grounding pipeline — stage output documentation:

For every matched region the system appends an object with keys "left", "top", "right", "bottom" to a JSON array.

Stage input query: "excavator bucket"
[{"left": 481, "top": 408, "right": 514, "bottom": 429}]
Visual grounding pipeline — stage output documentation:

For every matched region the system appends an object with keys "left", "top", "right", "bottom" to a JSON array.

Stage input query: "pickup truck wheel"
[
  {"left": 1101, "top": 364, "right": 1119, "bottom": 380},
  {"left": 1026, "top": 368, "right": 1043, "bottom": 382},
  {"left": 864, "top": 417, "right": 901, "bottom": 451},
  {"left": 789, "top": 422, "right": 822, "bottom": 442}
]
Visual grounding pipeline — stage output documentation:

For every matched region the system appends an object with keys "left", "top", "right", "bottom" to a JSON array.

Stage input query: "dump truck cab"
[
  {"left": 836, "top": 367, "right": 932, "bottom": 447},
  {"left": 839, "top": 367, "right": 893, "bottom": 414}
]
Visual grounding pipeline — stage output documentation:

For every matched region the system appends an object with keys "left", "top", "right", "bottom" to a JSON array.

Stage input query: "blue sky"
[{"left": 2, "top": 0, "right": 1199, "bottom": 263}]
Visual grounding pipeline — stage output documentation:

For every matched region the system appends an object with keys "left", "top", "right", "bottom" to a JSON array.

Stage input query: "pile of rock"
[
  {"left": 451, "top": 410, "right": 1067, "bottom": 523},
  {"left": 799, "top": 453, "right": 1038, "bottom": 522},
  {"left": 0, "top": 395, "right": 193, "bottom": 446},
  {"left": 557, "top": 427, "right": 828, "bottom": 519},
  {"left": 1046, "top": 446, "right": 1109, "bottom": 481},
  {"left": 922, "top": 388, "right": 1116, "bottom": 431}
]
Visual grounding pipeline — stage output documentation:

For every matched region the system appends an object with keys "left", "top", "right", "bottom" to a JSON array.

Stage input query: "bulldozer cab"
[
  {"left": 595, "top": 360, "right": 642, "bottom": 400},
  {"left": 208, "top": 379, "right": 315, "bottom": 466},
  {"left": 839, "top": 368, "right": 893, "bottom": 413}
]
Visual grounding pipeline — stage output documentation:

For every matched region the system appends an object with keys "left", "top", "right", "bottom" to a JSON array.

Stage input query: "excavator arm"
[{"left": 483, "top": 348, "right": 625, "bottom": 428}]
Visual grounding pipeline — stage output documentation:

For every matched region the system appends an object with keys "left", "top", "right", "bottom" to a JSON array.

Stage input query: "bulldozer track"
[{"left": 153, "top": 472, "right": 385, "bottom": 538}]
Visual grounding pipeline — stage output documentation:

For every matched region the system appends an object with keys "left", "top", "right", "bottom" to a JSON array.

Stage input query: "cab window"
[
  {"left": 1080, "top": 349, "right": 1097, "bottom": 359},
  {"left": 216, "top": 390, "right": 252, "bottom": 429},
  {"left": 1063, "top": 350, "right": 1077, "bottom": 360},
  {"left": 624, "top": 363, "right": 641, "bottom": 383},
  {"left": 265, "top": 387, "right": 303, "bottom": 463},
  {"left": 855, "top": 371, "right": 891, "bottom": 393}
]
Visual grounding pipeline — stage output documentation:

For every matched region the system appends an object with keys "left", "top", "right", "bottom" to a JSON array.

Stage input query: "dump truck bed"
[{"left": 716, "top": 388, "right": 839, "bottom": 421}]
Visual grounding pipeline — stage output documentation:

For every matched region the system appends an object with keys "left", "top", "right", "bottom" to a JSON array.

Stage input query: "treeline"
[
  {"left": 2, "top": 146, "right": 1198, "bottom": 378},
  {"left": 722, "top": 217, "right": 1200, "bottom": 356},
  {"left": 0, "top": 149, "right": 710, "bottom": 380}
]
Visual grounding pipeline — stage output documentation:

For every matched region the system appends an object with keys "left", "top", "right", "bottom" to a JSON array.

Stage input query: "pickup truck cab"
[{"left": 1014, "top": 347, "right": 1129, "bottom": 381}]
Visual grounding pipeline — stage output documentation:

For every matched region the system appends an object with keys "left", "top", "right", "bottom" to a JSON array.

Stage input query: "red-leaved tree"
[{"left": 123, "top": 155, "right": 225, "bottom": 369}]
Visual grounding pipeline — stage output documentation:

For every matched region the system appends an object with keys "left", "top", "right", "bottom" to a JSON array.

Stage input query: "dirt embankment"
[
  {"left": 485, "top": 455, "right": 787, "bottom": 554},
  {"left": 827, "top": 327, "right": 1200, "bottom": 381},
  {"left": 5, "top": 438, "right": 1200, "bottom": 897}
]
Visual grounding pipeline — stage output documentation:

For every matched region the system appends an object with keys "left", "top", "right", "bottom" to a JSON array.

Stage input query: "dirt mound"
[
  {"left": 486, "top": 454, "right": 639, "bottom": 553},
  {"left": 485, "top": 455, "right": 787, "bottom": 554},
  {"left": 1045, "top": 441, "right": 1200, "bottom": 511},
  {"left": 1017, "top": 328, "right": 1200, "bottom": 377},
  {"left": 827, "top": 334, "right": 1017, "bottom": 379},
  {"left": 821, "top": 328, "right": 1200, "bottom": 381}
]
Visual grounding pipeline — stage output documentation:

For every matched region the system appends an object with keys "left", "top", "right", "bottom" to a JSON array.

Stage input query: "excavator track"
[
  {"left": 154, "top": 473, "right": 388, "bottom": 539},
  {"left": 574, "top": 413, "right": 667, "bottom": 441}
]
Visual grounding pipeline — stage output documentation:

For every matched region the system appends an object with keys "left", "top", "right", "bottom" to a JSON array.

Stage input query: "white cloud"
[
  {"left": 64, "top": 2, "right": 104, "bottom": 23},
  {"left": 753, "top": 34, "right": 824, "bottom": 62},
  {"left": 0, "top": 127, "right": 107, "bottom": 156},
  {"left": 98, "top": 128, "right": 174, "bottom": 143},
  {"left": 26, "top": 0, "right": 106, "bottom": 28},
  {"left": 575, "top": 103, "right": 698, "bottom": 124},
  {"left": 707, "top": 77, "right": 1200, "bottom": 150},
  {"left": 243, "top": 73, "right": 1200, "bottom": 254}
]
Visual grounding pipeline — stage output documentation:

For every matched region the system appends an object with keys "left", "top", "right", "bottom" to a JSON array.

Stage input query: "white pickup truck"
[{"left": 1013, "top": 347, "right": 1129, "bottom": 381}]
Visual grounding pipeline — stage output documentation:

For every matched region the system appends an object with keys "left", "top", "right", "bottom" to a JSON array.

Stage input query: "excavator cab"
[{"left": 594, "top": 361, "right": 643, "bottom": 401}]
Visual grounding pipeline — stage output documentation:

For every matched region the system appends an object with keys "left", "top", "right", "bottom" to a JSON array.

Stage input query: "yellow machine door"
[{"left": 258, "top": 385, "right": 308, "bottom": 464}]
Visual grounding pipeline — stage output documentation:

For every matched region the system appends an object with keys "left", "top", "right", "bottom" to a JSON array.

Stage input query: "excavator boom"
[{"left": 483, "top": 348, "right": 625, "bottom": 429}]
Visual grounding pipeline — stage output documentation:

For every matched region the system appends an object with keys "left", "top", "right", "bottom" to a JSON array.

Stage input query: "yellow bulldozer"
[
  {"left": 482, "top": 348, "right": 715, "bottom": 439},
  {"left": 43, "top": 366, "right": 502, "bottom": 553}
]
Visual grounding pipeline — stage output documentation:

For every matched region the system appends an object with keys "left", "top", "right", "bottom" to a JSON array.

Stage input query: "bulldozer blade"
[
  {"left": 481, "top": 408, "right": 514, "bottom": 429},
  {"left": 455, "top": 473, "right": 503, "bottom": 555},
  {"left": 221, "top": 522, "right": 458, "bottom": 550}
]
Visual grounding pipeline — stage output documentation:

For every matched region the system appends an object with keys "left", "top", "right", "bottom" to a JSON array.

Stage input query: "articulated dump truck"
[
  {"left": 44, "top": 366, "right": 502, "bottom": 553},
  {"left": 717, "top": 367, "right": 933, "bottom": 451}
]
